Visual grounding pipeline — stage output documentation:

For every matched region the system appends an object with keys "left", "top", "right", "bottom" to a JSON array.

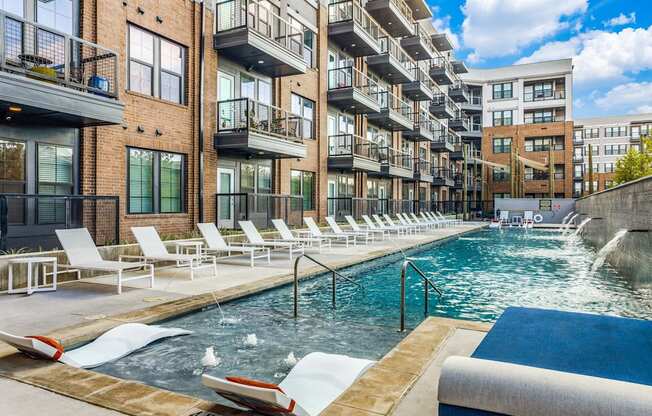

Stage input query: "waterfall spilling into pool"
[
  {"left": 561, "top": 211, "right": 574, "bottom": 225},
  {"left": 563, "top": 213, "right": 580, "bottom": 235},
  {"left": 591, "top": 230, "right": 629, "bottom": 273},
  {"left": 574, "top": 217, "right": 592, "bottom": 236}
]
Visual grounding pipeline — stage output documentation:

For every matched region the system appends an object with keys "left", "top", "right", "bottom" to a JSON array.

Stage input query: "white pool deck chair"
[
  {"left": 420, "top": 212, "right": 443, "bottom": 228},
  {"left": 523, "top": 211, "right": 534, "bottom": 228},
  {"left": 409, "top": 213, "right": 437, "bottom": 230},
  {"left": 372, "top": 214, "right": 410, "bottom": 235},
  {"left": 436, "top": 211, "right": 462, "bottom": 226},
  {"left": 239, "top": 221, "right": 305, "bottom": 264},
  {"left": 325, "top": 216, "right": 373, "bottom": 244},
  {"left": 197, "top": 223, "right": 270, "bottom": 268},
  {"left": 345, "top": 215, "right": 388, "bottom": 240},
  {"left": 56, "top": 228, "right": 153, "bottom": 295},
  {"left": 272, "top": 219, "right": 331, "bottom": 252},
  {"left": 303, "top": 217, "right": 356, "bottom": 247},
  {"left": 202, "top": 352, "right": 376, "bottom": 416},
  {"left": 499, "top": 210, "right": 510, "bottom": 226},
  {"left": 383, "top": 214, "right": 417, "bottom": 234},
  {"left": 398, "top": 213, "right": 430, "bottom": 232},
  {"left": 423, "top": 212, "right": 449, "bottom": 228},
  {"left": 361, "top": 215, "right": 404, "bottom": 236},
  {"left": 130, "top": 226, "right": 217, "bottom": 281}
]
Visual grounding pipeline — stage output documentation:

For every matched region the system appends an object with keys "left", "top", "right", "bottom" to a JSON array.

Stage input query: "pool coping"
[{"left": 0, "top": 225, "right": 487, "bottom": 416}]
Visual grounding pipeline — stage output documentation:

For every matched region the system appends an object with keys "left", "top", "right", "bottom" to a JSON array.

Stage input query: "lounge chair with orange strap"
[{"left": 202, "top": 352, "right": 375, "bottom": 416}]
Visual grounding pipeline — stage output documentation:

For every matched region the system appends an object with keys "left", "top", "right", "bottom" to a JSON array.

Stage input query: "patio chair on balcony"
[
  {"left": 197, "top": 223, "right": 270, "bottom": 268},
  {"left": 239, "top": 221, "right": 305, "bottom": 264},
  {"left": 325, "top": 216, "right": 373, "bottom": 245},
  {"left": 382, "top": 214, "right": 418, "bottom": 234},
  {"left": 345, "top": 215, "right": 388, "bottom": 240},
  {"left": 271, "top": 219, "right": 331, "bottom": 252},
  {"left": 361, "top": 215, "right": 406, "bottom": 236},
  {"left": 55, "top": 228, "right": 154, "bottom": 295},
  {"left": 130, "top": 227, "right": 217, "bottom": 280},
  {"left": 303, "top": 217, "right": 356, "bottom": 247}
]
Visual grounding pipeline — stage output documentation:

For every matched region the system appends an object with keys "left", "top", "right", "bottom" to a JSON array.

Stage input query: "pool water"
[{"left": 96, "top": 229, "right": 652, "bottom": 401}]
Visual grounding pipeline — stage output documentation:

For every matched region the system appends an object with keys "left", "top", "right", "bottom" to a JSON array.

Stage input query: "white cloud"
[
  {"left": 593, "top": 82, "right": 652, "bottom": 113},
  {"left": 517, "top": 26, "right": 652, "bottom": 86},
  {"left": 460, "top": 0, "right": 588, "bottom": 60},
  {"left": 431, "top": 6, "right": 460, "bottom": 50},
  {"left": 633, "top": 105, "right": 652, "bottom": 114},
  {"left": 603, "top": 12, "right": 636, "bottom": 27}
]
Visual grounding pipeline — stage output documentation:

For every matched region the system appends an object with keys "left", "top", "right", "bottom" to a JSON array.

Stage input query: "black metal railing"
[
  {"left": 379, "top": 146, "right": 413, "bottom": 170},
  {"left": 523, "top": 89, "right": 566, "bottom": 102},
  {"left": 432, "top": 167, "right": 453, "bottom": 180},
  {"left": 328, "top": 134, "right": 380, "bottom": 161},
  {"left": 328, "top": 66, "right": 379, "bottom": 103},
  {"left": 327, "top": 197, "right": 388, "bottom": 220},
  {"left": 0, "top": 10, "right": 119, "bottom": 98},
  {"left": 215, "top": 193, "right": 304, "bottom": 230},
  {"left": 378, "top": 90, "right": 413, "bottom": 121},
  {"left": 414, "top": 158, "right": 431, "bottom": 176},
  {"left": 328, "top": 0, "right": 381, "bottom": 42},
  {"left": 432, "top": 200, "right": 494, "bottom": 218},
  {"left": 0, "top": 194, "right": 119, "bottom": 252}
]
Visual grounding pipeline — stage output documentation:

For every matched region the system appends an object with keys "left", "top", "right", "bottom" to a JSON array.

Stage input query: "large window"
[
  {"left": 492, "top": 82, "right": 513, "bottom": 99},
  {"left": 493, "top": 170, "right": 509, "bottom": 181},
  {"left": 493, "top": 110, "right": 513, "bottom": 126},
  {"left": 524, "top": 109, "right": 560, "bottom": 124},
  {"left": 290, "top": 170, "right": 314, "bottom": 210},
  {"left": 128, "top": 148, "right": 184, "bottom": 214},
  {"left": 524, "top": 136, "right": 564, "bottom": 152},
  {"left": 604, "top": 144, "right": 628, "bottom": 155},
  {"left": 1, "top": 0, "right": 23, "bottom": 16},
  {"left": 523, "top": 82, "right": 553, "bottom": 101},
  {"left": 604, "top": 163, "right": 615, "bottom": 173},
  {"left": 584, "top": 128, "right": 599, "bottom": 139},
  {"left": 129, "top": 25, "right": 185, "bottom": 104},
  {"left": 291, "top": 93, "right": 315, "bottom": 139},
  {"left": 0, "top": 139, "right": 25, "bottom": 193},
  {"left": 492, "top": 137, "right": 512, "bottom": 154},
  {"left": 37, "top": 0, "right": 74, "bottom": 35},
  {"left": 37, "top": 144, "right": 73, "bottom": 223},
  {"left": 605, "top": 126, "right": 628, "bottom": 137}
]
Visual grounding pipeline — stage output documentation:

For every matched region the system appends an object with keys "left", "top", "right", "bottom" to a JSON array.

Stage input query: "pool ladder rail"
[{"left": 292, "top": 255, "right": 443, "bottom": 332}]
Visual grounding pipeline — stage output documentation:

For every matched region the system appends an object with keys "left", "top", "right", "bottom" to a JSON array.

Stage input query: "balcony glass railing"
[
  {"left": 0, "top": 10, "right": 118, "bottom": 98},
  {"left": 432, "top": 93, "right": 458, "bottom": 113},
  {"left": 379, "top": 146, "right": 413, "bottom": 170},
  {"left": 429, "top": 56, "right": 455, "bottom": 75},
  {"left": 410, "top": 66, "right": 435, "bottom": 90},
  {"left": 378, "top": 91, "right": 413, "bottom": 120},
  {"left": 328, "top": 66, "right": 379, "bottom": 103},
  {"left": 432, "top": 168, "right": 453, "bottom": 180},
  {"left": 378, "top": 35, "right": 414, "bottom": 74},
  {"left": 410, "top": 23, "right": 437, "bottom": 55},
  {"left": 328, "top": 0, "right": 381, "bottom": 42},
  {"left": 217, "top": 98, "right": 312, "bottom": 142},
  {"left": 216, "top": 0, "right": 307, "bottom": 59},
  {"left": 451, "top": 111, "right": 470, "bottom": 129},
  {"left": 388, "top": 0, "right": 414, "bottom": 25},
  {"left": 328, "top": 134, "right": 380, "bottom": 160}
]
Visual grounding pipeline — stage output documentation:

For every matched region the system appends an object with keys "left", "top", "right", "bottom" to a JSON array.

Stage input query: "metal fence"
[
  {"left": 215, "top": 193, "right": 304, "bottom": 230},
  {"left": 327, "top": 198, "right": 420, "bottom": 220},
  {"left": 431, "top": 200, "right": 494, "bottom": 218},
  {"left": 0, "top": 194, "right": 119, "bottom": 252}
]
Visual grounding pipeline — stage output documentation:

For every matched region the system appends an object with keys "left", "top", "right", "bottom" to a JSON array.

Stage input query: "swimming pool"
[{"left": 96, "top": 228, "right": 652, "bottom": 401}]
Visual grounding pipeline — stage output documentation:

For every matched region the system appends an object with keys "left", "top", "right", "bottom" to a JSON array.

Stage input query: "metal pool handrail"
[
  {"left": 293, "top": 254, "right": 363, "bottom": 318},
  {"left": 400, "top": 260, "right": 442, "bottom": 332}
]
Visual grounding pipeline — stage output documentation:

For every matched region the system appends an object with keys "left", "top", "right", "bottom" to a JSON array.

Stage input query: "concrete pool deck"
[{"left": 0, "top": 223, "right": 486, "bottom": 416}]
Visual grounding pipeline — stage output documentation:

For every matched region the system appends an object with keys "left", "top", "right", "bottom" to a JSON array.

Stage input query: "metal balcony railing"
[
  {"left": 216, "top": 0, "right": 307, "bottom": 59},
  {"left": 523, "top": 90, "right": 566, "bottom": 102},
  {"left": 410, "top": 65, "right": 436, "bottom": 90},
  {"left": 328, "top": 134, "right": 380, "bottom": 161},
  {"left": 328, "top": 0, "right": 381, "bottom": 41},
  {"left": 378, "top": 90, "right": 413, "bottom": 120},
  {"left": 410, "top": 22, "right": 438, "bottom": 56},
  {"left": 0, "top": 10, "right": 119, "bottom": 98},
  {"left": 216, "top": 98, "right": 312, "bottom": 142},
  {"left": 413, "top": 158, "right": 431, "bottom": 176},
  {"left": 432, "top": 167, "right": 453, "bottom": 180},
  {"left": 524, "top": 111, "right": 566, "bottom": 124},
  {"left": 216, "top": 193, "right": 304, "bottom": 230},
  {"left": 388, "top": 0, "right": 414, "bottom": 25},
  {"left": 328, "top": 66, "right": 379, "bottom": 103},
  {"left": 429, "top": 56, "right": 455, "bottom": 76},
  {"left": 432, "top": 93, "right": 458, "bottom": 112},
  {"left": 379, "top": 146, "right": 413, "bottom": 170},
  {"left": 378, "top": 35, "right": 414, "bottom": 73},
  {"left": 327, "top": 197, "right": 390, "bottom": 220}
]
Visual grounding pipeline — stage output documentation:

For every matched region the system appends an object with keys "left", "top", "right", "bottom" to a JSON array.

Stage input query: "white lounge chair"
[
  {"left": 202, "top": 352, "right": 375, "bottom": 416},
  {"left": 130, "top": 226, "right": 217, "bottom": 280},
  {"left": 0, "top": 323, "right": 191, "bottom": 369},
  {"left": 383, "top": 214, "right": 417, "bottom": 234},
  {"left": 345, "top": 215, "right": 388, "bottom": 240},
  {"left": 239, "top": 221, "right": 304, "bottom": 264},
  {"left": 523, "top": 211, "right": 534, "bottom": 228},
  {"left": 372, "top": 214, "right": 411, "bottom": 235},
  {"left": 436, "top": 211, "right": 462, "bottom": 226},
  {"left": 420, "top": 212, "right": 443, "bottom": 228},
  {"left": 272, "top": 219, "right": 331, "bottom": 252},
  {"left": 56, "top": 228, "right": 154, "bottom": 294},
  {"left": 409, "top": 213, "right": 437, "bottom": 230},
  {"left": 398, "top": 213, "right": 430, "bottom": 232},
  {"left": 197, "top": 223, "right": 270, "bottom": 267},
  {"left": 325, "top": 216, "right": 373, "bottom": 244},
  {"left": 499, "top": 210, "right": 510, "bottom": 226},
  {"left": 303, "top": 217, "right": 356, "bottom": 247},
  {"left": 361, "top": 215, "right": 404, "bottom": 236}
]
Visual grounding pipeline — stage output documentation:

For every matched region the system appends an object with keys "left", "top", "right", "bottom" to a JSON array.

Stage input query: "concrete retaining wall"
[{"left": 576, "top": 175, "right": 652, "bottom": 286}]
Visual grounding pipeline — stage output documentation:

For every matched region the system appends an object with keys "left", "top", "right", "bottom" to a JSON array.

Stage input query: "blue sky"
[{"left": 429, "top": 0, "right": 652, "bottom": 118}]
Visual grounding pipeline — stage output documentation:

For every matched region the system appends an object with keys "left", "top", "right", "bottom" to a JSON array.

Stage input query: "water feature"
[
  {"left": 563, "top": 213, "right": 580, "bottom": 235},
  {"left": 96, "top": 229, "right": 652, "bottom": 400},
  {"left": 561, "top": 211, "right": 574, "bottom": 225},
  {"left": 574, "top": 217, "right": 592, "bottom": 236},
  {"left": 591, "top": 230, "right": 629, "bottom": 273}
]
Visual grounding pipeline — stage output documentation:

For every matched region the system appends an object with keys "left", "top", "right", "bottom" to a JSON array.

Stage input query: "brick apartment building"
[
  {"left": 0, "top": 0, "right": 472, "bottom": 250},
  {"left": 461, "top": 59, "right": 575, "bottom": 199}
]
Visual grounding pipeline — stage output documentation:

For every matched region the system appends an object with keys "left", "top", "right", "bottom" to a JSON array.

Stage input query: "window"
[
  {"left": 584, "top": 128, "right": 599, "bottom": 139},
  {"left": 574, "top": 130, "right": 583, "bottom": 141},
  {"left": 589, "top": 145, "right": 599, "bottom": 156},
  {"left": 493, "top": 193, "right": 511, "bottom": 199},
  {"left": 493, "top": 137, "right": 512, "bottom": 154},
  {"left": 573, "top": 182, "right": 583, "bottom": 197},
  {"left": 0, "top": 139, "right": 25, "bottom": 224},
  {"left": 129, "top": 25, "right": 186, "bottom": 104},
  {"left": 524, "top": 82, "right": 553, "bottom": 101},
  {"left": 604, "top": 163, "right": 615, "bottom": 173},
  {"left": 258, "top": 165, "right": 272, "bottom": 194},
  {"left": 574, "top": 165, "right": 584, "bottom": 178},
  {"left": 605, "top": 126, "right": 628, "bottom": 137},
  {"left": 524, "top": 136, "right": 564, "bottom": 152},
  {"left": 493, "top": 110, "right": 513, "bottom": 126},
  {"left": 291, "top": 94, "right": 315, "bottom": 140},
  {"left": 492, "top": 82, "right": 512, "bottom": 99},
  {"left": 291, "top": 170, "right": 314, "bottom": 210},
  {"left": 524, "top": 109, "right": 554, "bottom": 124},
  {"left": 604, "top": 144, "right": 628, "bottom": 155},
  {"left": 37, "top": 0, "right": 74, "bottom": 35},
  {"left": 584, "top": 181, "right": 598, "bottom": 191},
  {"left": 240, "top": 163, "right": 255, "bottom": 193},
  {"left": 289, "top": 16, "right": 314, "bottom": 67},
  {"left": 632, "top": 124, "right": 652, "bottom": 139},
  {"left": 128, "top": 148, "right": 184, "bottom": 214},
  {"left": 37, "top": 144, "right": 73, "bottom": 223},
  {"left": 1, "top": 0, "right": 23, "bottom": 16},
  {"left": 493, "top": 170, "right": 509, "bottom": 181}
]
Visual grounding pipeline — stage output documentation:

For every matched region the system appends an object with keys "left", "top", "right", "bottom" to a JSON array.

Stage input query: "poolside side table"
[
  {"left": 173, "top": 241, "right": 204, "bottom": 266},
  {"left": 7, "top": 257, "right": 58, "bottom": 295}
]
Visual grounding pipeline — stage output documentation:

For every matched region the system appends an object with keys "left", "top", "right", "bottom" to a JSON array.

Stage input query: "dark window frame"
[{"left": 492, "top": 137, "right": 512, "bottom": 154}]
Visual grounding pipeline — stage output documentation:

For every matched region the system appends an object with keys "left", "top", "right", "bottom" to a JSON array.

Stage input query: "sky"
[{"left": 429, "top": 0, "right": 652, "bottom": 118}]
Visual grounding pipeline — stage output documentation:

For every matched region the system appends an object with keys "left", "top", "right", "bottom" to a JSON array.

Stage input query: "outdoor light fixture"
[
  {"left": 258, "top": 60, "right": 264, "bottom": 64},
  {"left": 137, "top": 6, "right": 145, "bottom": 14},
  {"left": 137, "top": 125, "right": 145, "bottom": 133},
  {"left": 155, "top": 129, "right": 163, "bottom": 136},
  {"left": 8, "top": 105, "right": 21, "bottom": 112},
  {"left": 156, "top": 16, "right": 163, "bottom": 23}
]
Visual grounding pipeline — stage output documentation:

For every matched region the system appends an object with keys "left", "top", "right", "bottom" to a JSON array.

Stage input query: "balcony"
[
  {"left": 367, "top": 36, "right": 415, "bottom": 84},
  {"left": 451, "top": 60, "right": 468, "bottom": 74},
  {"left": 365, "top": 0, "right": 414, "bottom": 38},
  {"left": 453, "top": 173, "right": 479, "bottom": 191},
  {"left": 328, "top": 134, "right": 381, "bottom": 173},
  {"left": 214, "top": 0, "right": 309, "bottom": 77},
  {"left": 413, "top": 159, "right": 433, "bottom": 182},
  {"left": 448, "top": 81, "right": 470, "bottom": 103},
  {"left": 379, "top": 146, "right": 413, "bottom": 179},
  {"left": 401, "top": 66, "right": 435, "bottom": 101},
  {"left": 214, "top": 98, "right": 309, "bottom": 159},
  {"left": 449, "top": 111, "right": 470, "bottom": 132},
  {"left": 523, "top": 89, "right": 566, "bottom": 102},
  {"left": 328, "top": 66, "right": 380, "bottom": 114},
  {"left": 431, "top": 33, "right": 453, "bottom": 52},
  {"left": 403, "top": 111, "right": 438, "bottom": 142},
  {"left": 215, "top": 193, "right": 303, "bottom": 230},
  {"left": 0, "top": 11, "right": 123, "bottom": 127},
  {"left": 449, "top": 137, "right": 464, "bottom": 160},
  {"left": 367, "top": 91, "right": 413, "bottom": 131},
  {"left": 400, "top": 23, "right": 437, "bottom": 61},
  {"left": 573, "top": 136, "right": 585, "bottom": 146},
  {"left": 328, "top": 0, "right": 382, "bottom": 57},
  {"left": 430, "top": 132, "right": 455, "bottom": 152},
  {"left": 432, "top": 168, "right": 454, "bottom": 187},
  {"left": 428, "top": 57, "right": 455, "bottom": 85},
  {"left": 430, "top": 93, "right": 457, "bottom": 119}
]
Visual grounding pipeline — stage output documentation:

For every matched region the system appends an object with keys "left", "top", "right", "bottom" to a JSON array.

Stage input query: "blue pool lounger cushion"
[
  {"left": 0, "top": 323, "right": 192, "bottom": 369},
  {"left": 438, "top": 307, "right": 652, "bottom": 416}
]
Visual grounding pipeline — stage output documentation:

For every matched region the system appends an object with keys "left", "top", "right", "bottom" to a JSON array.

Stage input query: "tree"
[{"left": 614, "top": 136, "right": 652, "bottom": 185}]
